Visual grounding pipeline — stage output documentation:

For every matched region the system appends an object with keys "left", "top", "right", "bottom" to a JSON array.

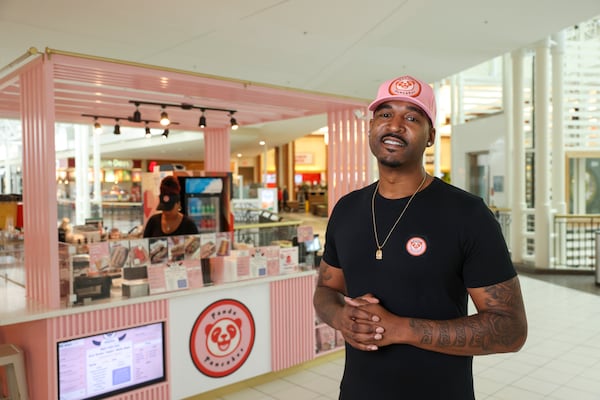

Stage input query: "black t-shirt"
[
  {"left": 322, "top": 178, "right": 516, "bottom": 400},
  {"left": 142, "top": 213, "right": 199, "bottom": 238}
]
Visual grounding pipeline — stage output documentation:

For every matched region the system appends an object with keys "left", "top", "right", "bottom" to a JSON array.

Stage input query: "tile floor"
[{"left": 194, "top": 212, "right": 600, "bottom": 400}]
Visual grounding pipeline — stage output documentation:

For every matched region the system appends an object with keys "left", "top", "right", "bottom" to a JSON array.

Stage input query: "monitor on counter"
[
  {"left": 57, "top": 321, "right": 166, "bottom": 400},
  {"left": 304, "top": 234, "right": 321, "bottom": 253}
]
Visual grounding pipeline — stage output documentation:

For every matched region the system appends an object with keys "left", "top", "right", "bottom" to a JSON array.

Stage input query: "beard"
[
  {"left": 374, "top": 149, "right": 406, "bottom": 168},
  {"left": 378, "top": 156, "right": 402, "bottom": 168}
]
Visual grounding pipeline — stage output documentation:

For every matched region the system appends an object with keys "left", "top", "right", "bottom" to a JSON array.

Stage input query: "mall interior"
[{"left": 1, "top": 2, "right": 600, "bottom": 400}]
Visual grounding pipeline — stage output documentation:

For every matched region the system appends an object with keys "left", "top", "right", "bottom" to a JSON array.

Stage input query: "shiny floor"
[{"left": 196, "top": 211, "right": 600, "bottom": 400}]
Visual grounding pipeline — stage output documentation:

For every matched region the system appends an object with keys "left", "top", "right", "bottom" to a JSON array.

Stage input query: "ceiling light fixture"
[
  {"left": 162, "top": 128, "right": 169, "bottom": 139},
  {"left": 230, "top": 112, "right": 239, "bottom": 130},
  {"left": 160, "top": 107, "right": 170, "bottom": 126},
  {"left": 93, "top": 117, "right": 102, "bottom": 134},
  {"left": 82, "top": 114, "right": 179, "bottom": 136},
  {"left": 132, "top": 102, "right": 142, "bottom": 122},
  {"left": 129, "top": 100, "right": 238, "bottom": 130},
  {"left": 145, "top": 123, "right": 152, "bottom": 138},
  {"left": 199, "top": 109, "right": 207, "bottom": 128}
]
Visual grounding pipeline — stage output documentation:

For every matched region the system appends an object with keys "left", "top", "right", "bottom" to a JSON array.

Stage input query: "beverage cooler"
[
  {"left": 179, "top": 176, "right": 225, "bottom": 233},
  {"left": 141, "top": 172, "right": 232, "bottom": 233}
]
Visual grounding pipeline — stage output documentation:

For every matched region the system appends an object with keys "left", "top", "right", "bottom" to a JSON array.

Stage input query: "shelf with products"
[
  {"left": 313, "top": 274, "right": 345, "bottom": 355},
  {"left": 315, "top": 318, "right": 344, "bottom": 355}
]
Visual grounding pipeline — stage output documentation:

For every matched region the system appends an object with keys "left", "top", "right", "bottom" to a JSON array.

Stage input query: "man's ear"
[{"left": 428, "top": 127, "right": 436, "bottom": 146}]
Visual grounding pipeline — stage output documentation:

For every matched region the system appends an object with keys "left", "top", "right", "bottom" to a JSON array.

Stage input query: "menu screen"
[{"left": 57, "top": 322, "right": 166, "bottom": 400}]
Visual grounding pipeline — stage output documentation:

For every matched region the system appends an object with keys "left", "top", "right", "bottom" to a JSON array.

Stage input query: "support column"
[
  {"left": 433, "top": 81, "right": 443, "bottom": 178},
  {"left": 327, "top": 107, "right": 371, "bottom": 212},
  {"left": 450, "top": 75, "right": 458, "bottom": 126},
  {"left": 551, "top": 31, "right": 567, "bottom": 214},
  {"left": 276, "top": 143, "right": 294, "bottom": 204},
  {"left": 74, "top": 124, "right": 90, "bottom": 225},
  {"left": 504, "top": 54, "right": 514, "bottom": 249},
  {"left": 92, "top": 126, "right": 102, "bottom": 218},
  {"left": 533, "top": 38, "right": 552, "bottom": 268},
  {"left": 511, "top": 49, "right": 526, "bottom": 263},
  {"left": 2, "top": 137, "right": 11, "bottom": 193},
  {"left": 503, "top": 53, "right": 514, "bottom": 214},
  {"left": 20, "top": 55, "right": 60, "bottom": 307},
  {"left": 203, "top": 127, "right": 230, "bottom": 172}
]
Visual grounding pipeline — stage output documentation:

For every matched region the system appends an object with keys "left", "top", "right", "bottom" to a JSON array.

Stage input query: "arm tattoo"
[
  {"left": 409, "top": 319, "right": 433, "bottom": 345},
  {"left": 317, "top": 263, "right": 334, "bottom": 285},
  {"left": 454, "top": 324, "right": 467, "bottom": 347},
  {"left": 438, "top": 321, "right": 451, "bottom": 346},
  {"left": 467, "top": 318, "right": 487, "bottom": 349},
  {"left": 408, "top": 278, "right": 525, "bottom": 353},
  {"left": 482, "top": 279, "right": 525, "bottom": 348},
  {"left": 484, "top": 279, "right": 521, "bottom": 308}
]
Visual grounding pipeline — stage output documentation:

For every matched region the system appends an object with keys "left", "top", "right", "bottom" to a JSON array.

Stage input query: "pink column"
[
  {"left": 269, "top": 275, "right": 315, "bottom": 371},
  {"left": 327, "top": 107, "right": 370, "bottom": 213},
  {"left": 203, "top": 127, "right": 231, "bottom": 172},
  {"left": 20, "top": 55, "right": 60, "bottom": 307}
]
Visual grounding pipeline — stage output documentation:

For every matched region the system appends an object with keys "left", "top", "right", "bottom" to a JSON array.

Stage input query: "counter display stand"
[{"left": 0, "top": 221, "right": 338, "bottom": 399}]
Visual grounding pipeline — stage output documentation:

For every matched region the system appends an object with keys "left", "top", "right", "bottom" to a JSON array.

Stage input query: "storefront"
[{"left": 0, "top": 48, "right": 366, "bottom": 399}]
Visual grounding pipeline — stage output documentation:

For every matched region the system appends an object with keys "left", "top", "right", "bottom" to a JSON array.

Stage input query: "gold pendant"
[{"left": 376, "top": 248, "right": 382, "bottom": 260}]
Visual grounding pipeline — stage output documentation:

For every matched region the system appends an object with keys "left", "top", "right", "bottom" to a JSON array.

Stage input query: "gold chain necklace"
[
  {"left": 371, "top": 174, "right": 427, "bottom": 260},
  {"left": 162, "top": 214, "right": 181, "bottom": 233}
]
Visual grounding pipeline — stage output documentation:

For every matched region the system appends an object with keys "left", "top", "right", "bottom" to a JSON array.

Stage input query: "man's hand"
[{"left": 338, "top": 294, "right": 386, "bottom": 351}]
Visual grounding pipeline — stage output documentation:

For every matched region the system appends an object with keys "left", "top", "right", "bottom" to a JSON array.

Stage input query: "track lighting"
[
  {"left": 130, "top": 100, "right": 238, "bottom": 130},
  {"left": 160, "top": 107, "right": 170, "bottom": 126},
  {"left": 230, "top": 113, "right": 239, "bottom": 130},
  {"left": 199, "top": 109, "right": 206, "bottom": 128},
  {"left": 132, "top": 103, "right": 141, "bottom": 123},
  {"left": 82, "top": 113, "right": 179, "bottom": 137},
  {"left": 93, "top": 118, "right": 102, "bottom": 134},
  {"left": 162, "top": 128, "right": 169, "bottom": 139}
]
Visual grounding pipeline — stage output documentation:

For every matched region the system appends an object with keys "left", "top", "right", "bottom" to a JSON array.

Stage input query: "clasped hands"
[{"left": 340, "top": 293, "right": 395, "bottom": 351}]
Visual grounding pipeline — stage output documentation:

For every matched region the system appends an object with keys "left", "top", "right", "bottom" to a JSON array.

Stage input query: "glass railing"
[
  {"left": 0, "top": 232, "right": 25, "bottom": 287},
  {"left": 56, "top": 218, "right": 315, "bottom": 307}
]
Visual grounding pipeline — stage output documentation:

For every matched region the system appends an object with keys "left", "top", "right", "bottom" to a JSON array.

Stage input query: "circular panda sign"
[{"left": 189, "top": 299, "right": 256, "bottom": 377}]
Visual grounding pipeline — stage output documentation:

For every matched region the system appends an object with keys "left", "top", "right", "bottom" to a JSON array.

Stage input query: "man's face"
[{"left": 368, "top": 100, "right": 435, "bottom": 169}]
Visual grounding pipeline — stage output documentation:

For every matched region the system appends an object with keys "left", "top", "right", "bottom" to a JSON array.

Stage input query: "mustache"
[{"left": 381, "top": 133, "right": 407, "bottom": 146}]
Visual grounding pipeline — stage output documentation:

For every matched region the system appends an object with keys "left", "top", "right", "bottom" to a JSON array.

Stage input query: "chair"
[{"left": 0, "top": 344, "right": 28, "bottom": 399}]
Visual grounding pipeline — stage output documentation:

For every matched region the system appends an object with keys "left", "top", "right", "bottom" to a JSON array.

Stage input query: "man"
[{"left": 313, "top": 75, "right": 527, "bottom": 399}]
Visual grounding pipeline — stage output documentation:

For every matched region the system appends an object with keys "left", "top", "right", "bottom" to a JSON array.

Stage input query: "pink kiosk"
[{"left": 0, "top": 48, "right": 371, "bottom": 399}]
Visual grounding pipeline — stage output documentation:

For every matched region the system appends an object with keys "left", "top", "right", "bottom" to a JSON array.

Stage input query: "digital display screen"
[
  {"left": 304, "top": 235, "right": 321, "bottom": 253},
  {"left": 57, "top": 322, "right": 166, "bottom": 400}
]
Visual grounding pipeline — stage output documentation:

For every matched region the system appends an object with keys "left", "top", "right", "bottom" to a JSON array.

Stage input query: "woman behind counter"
[{"left": 143, "top": 176, "right": 199, "bottom": 237}]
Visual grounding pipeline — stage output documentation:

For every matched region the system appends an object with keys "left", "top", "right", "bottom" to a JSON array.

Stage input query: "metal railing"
[
  {"left": 488, "top": 208, "right": 599, "bottom": 270},
  {"left": 553, "top": 214, "right": 600, "bottom": 270},
  {"left": 490, "top": 207, "right": 511, "bottom": 248}
]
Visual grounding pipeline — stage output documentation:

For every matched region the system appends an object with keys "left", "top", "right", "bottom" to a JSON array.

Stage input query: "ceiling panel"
[{"left": 1, "top": 0, "right": 600, "bottom": 161}]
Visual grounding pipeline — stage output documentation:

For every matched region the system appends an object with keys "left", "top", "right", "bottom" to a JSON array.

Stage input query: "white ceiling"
[{"left": 2, "top": 0, "right": 600, "bottom": 161}]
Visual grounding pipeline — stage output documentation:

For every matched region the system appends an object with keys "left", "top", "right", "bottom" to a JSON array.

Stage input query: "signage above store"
[{"left": 100, "top": 159, "right": 134, "bottom": 169}]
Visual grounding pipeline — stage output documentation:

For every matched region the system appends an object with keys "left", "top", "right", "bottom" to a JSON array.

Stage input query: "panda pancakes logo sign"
[{"left": 190, "top": 299, "right": 256, "bottom": 377}]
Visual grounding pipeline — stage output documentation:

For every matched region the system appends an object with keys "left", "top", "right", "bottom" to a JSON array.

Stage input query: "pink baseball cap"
[{"left": 368, "top": 75, "right": 436, "bottom": 125}]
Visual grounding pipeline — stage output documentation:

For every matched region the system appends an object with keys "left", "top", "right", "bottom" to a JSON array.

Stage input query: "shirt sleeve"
[{"left": 461, "top": 201, "right": 516, "bottom": 288}]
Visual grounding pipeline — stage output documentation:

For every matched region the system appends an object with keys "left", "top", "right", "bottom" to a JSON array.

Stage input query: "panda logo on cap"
[{"left": 389, "top": 76, "right": 422, "bottom": 98}]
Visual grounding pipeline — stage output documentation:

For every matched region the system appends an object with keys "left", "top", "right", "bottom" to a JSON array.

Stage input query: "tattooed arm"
[
  {"left": 313, "top": 260, "right": 384, "bottom": 351},
  {"left": 352, "top": 276, "right": 528, "bottom": 355}
]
